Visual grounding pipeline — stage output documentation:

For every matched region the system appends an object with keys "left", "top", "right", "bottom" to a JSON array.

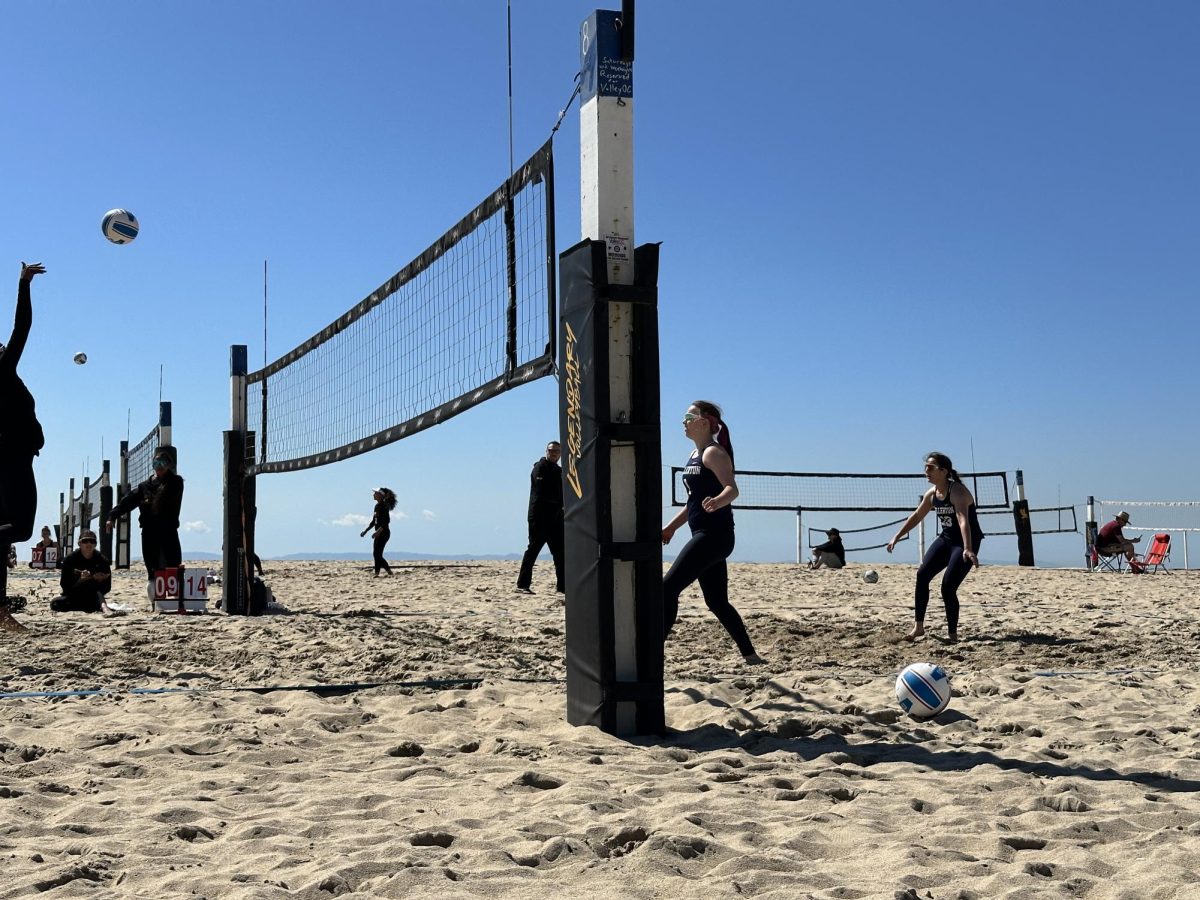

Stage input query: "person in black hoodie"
[
  {"left": 515, "top": 441, "right": 564, "bottom": 595},
  {"left": 105, "top": 445, "right": 184, "bottom": 580},
  {"left": 809, "top": 528, "right": 846, "bottom": 570},
  {"left": 51, "top": 530, "right": 112, "bottom": 613},
  {"left": 0, "top": 262, "right": 46, "bottom": 627}
]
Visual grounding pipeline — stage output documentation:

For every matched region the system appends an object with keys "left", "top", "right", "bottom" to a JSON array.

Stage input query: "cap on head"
[
  {"left": 1116, "top": 511, "right": 1131, "bottom": 523},
  {"left": 79, "top": 529, "right": 98, "bottom": 543}
]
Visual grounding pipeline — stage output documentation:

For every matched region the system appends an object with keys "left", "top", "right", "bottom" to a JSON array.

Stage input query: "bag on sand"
[{"left": 250, "top": 577, "right": 273, "bottom": 616}]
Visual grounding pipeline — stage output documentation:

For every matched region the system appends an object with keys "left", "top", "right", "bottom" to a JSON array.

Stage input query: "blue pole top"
[{"left": 580, "top": 9, "right": 632, "bottom": 104}]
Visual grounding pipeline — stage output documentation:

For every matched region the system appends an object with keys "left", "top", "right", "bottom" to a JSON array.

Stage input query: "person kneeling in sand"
[
  {"left": 51, "top": 530, "right": 113, "bottom": 614},
  {"left": 809, "top": 528, "right": 846, "bottom": 570}
]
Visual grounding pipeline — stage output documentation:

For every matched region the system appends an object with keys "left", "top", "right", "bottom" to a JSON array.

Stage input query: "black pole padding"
[
  {"left": 222, "top": 430, "right": 247, "bottom": 615},
  {"left": 620, "top": 0, "right": 635, "bottom": 61},
  {"left": 559, "top": 238, "right": 663, "bottom": 736},
  {"left": 1013, "top": 499, "right": 1035, "bottom": 566},
  {"left": 99, "top": 485, "right": 114, "bottom": 562}
]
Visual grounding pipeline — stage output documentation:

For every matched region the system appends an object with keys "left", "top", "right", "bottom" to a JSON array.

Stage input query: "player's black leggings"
[
  {"left": 914, "top": 533, "right": 982, "bottom": 633},
  {"left": 373, "top": 528, "right": 392, "bottom": 575},
  {"left": 0, "top": 452, "right": 36, "bottom": 602},
  {"left": 140, "top": 528, "right": 182, "bottom": 579},
  {"left": 663, "top": 528, "right": 755, "bottom": 657}
]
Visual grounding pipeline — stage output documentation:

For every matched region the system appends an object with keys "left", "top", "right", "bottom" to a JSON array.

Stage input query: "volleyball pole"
[{"left": 562, "top": 1, "right": 665, "bottom": 735}]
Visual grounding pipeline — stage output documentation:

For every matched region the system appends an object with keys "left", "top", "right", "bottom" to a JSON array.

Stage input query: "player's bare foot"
[
  {"left": 902, "top": 625, "right": 925, "bottom": 642},
  {"left": 0, "top": 609, "right": 27, "bottom": 633}
]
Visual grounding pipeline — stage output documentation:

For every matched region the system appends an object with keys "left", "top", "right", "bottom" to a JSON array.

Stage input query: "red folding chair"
[{"left": 1132, "top": 533, "right": 1171, "bottom": 573}]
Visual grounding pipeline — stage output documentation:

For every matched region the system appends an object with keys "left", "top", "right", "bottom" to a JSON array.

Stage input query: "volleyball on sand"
[
  {"left": 896, "top": 662, "right": 952, "bottom": 718},
  {"left": 863, "top": 569, "right": 879, "bottom": 584},
  {"left": 101, "top": 209, "right": 139, "bottom": 244}
]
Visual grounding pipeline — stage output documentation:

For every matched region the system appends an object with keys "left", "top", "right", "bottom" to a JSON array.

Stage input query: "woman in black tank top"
[
  {"left": 661, "top": 401, "right": 763, "bottom": 665},
  {"left": 887, "top": 451, "right": 984, "bottom": 643},
  {"left": 360, "top": 487, "right": 397, "bottom": 576}
]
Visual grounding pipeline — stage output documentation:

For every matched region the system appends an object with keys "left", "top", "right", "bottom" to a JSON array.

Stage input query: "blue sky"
[{"left": 3, "top": 1, "right": 1197, "bottom": 568}]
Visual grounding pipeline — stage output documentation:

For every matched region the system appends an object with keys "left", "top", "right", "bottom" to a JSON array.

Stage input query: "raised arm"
[{"left": 1, "top": 263, "right": 45, "bottom": 377}]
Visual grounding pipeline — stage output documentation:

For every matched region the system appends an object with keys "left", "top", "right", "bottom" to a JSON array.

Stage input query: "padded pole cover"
[{"left": 559, "top": 238, "right": 664, "bottom": 735}]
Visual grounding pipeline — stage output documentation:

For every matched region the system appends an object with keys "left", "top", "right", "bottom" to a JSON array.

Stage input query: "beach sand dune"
[{"left": 2, "top": 562, "right": 1199, "bottom": 898}]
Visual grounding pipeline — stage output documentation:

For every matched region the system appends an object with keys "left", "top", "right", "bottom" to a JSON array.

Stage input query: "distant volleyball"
[
  {"left": 863, "top": 569, "right": 879, "bottom": 584},
  {"left": 73, "top": 352, "right": 88, "bottom": 365},
  {"left": 896, "top": 662, "right": 952, "bottom": 718},
  {"left": 101, "top": 208, "right": 139, "bottom": 244}
]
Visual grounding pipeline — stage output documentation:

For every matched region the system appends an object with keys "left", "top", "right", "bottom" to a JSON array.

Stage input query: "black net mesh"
[
  {"left": 1095, "top": 500, "right": 1200, "bottom": 533},
  {"left": 980, "top": 505, "right": 1078, "bottom": 536},
  {"left": 673, "top": 469, "right": 1010, "bottom": 512},
  {"left": 245, "top": 140, "right": 555, "bottom": 474},
  {"left": 806, "top": 517, "right": 911, "bottom": 553},
  {"left": 124, "top": 425, "right": 161, "bottom": 490}
]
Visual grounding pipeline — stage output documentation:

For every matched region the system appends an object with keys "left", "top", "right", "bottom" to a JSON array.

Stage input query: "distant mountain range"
[{"left": 178, "top": 550, "right": 526, "bottom": 562}]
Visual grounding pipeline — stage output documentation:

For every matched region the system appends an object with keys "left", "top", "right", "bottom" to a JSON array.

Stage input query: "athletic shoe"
[{"left": 515, "top": 587, "right": 534, "bottom": 595}]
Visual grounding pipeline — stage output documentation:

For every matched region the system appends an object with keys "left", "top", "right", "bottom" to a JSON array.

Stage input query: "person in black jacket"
[
  {"left": 51, "top": 530, "right": 112, "bottom": 613},
  {"left": 360, "top": 487, "right": 397, "bottom": 576},
  {"left": 105, "top": 445, "right": 184, "bottom": 580},
  {"left": 515, "top": 441, "right": 564, "bottom": 595},
  {"left": 0, "top": 262, "right": 46, "bottom": 620},
  {"left": 809, "top": 528, "right": 846, "bottom": 569}
]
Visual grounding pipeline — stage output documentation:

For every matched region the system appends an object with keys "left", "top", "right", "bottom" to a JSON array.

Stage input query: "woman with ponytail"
[
  {"left": 361, "top": 487, "right": 398, "bottom": 577},
  {"left": 886, "top": 451, "right": 984, "bottom": 642},
  {"left": 661, "top": 401, "right": 763, "bottom": 665}
]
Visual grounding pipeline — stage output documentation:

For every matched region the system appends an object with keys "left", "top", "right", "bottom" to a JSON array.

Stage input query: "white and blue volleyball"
[
  {"left": 895, "top": 662, "right": 952, "bottom": 718},
  {"left": 101, "top": 209, "right": 139, "bottom": 244}
]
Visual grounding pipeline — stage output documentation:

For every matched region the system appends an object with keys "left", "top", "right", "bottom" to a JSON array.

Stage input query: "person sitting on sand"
[
  {"left": 886, "top": 452, "right": 984, "bottom": 643},
  {"left": 809, "top": 528, "right": 846, "bottom": 570},
  {"left": 51, "top": 529, "right": 112, "bottom": 613}
]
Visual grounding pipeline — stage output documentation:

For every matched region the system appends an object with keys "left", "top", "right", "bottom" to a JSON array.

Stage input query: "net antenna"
[{"left": 224, "top": 139, "right": 557, "bottom": 612}]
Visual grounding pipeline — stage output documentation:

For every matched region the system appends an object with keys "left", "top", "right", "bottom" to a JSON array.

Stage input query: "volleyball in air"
[
  {"left": 863, "top": 569, "right": 879, "bottom": 584},
  {"left": 101, "top": 209, "right": 139, "bottom": 244},
  {"left": 896, "top": 662, "right": 952, "bottom": 718},
  {"left": 73, "top": 352, "right": 88, "bottom": 365}
]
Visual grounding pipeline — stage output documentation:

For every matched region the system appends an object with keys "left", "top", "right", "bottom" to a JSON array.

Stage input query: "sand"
[{"left": 2, "top": 560, "right": 1199, "bottom": 899}]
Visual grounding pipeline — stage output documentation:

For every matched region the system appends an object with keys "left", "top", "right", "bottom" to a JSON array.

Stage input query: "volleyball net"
[
  {"left": 806, "top": 517, "right": 911, "bottom": 553},
  {"left": 671, "top": 469, "right": 1011, "bottom": 512},
  {"left": 980, "top": 504, "right": 1078, "bottom": 536},
  {"left": 242, "top": 139, "right": 556, "bottom": 475},
  {"left": 1094, "top": 499, "right": 1200, "bottom": 568},
  {"left": 56, "top": 462, "right": 114, "bottom": 561}
]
